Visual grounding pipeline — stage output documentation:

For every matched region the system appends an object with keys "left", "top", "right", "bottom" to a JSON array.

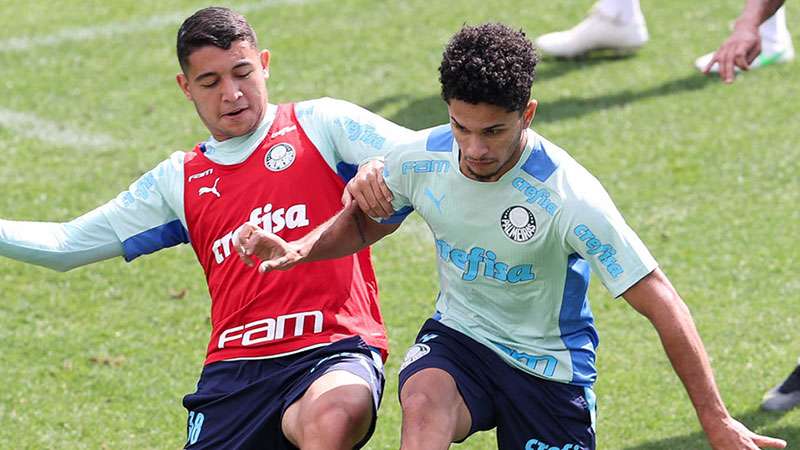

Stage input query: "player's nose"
[
  {"left": 462, "top": 135, "right": 490, "bottom": 159},
  {"left": 220, "top": 77, "right": 243, "bottom": 103}
]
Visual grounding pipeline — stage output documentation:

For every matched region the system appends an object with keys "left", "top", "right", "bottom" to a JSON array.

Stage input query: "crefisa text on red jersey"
[{"left": 211, "top": 203, "right": 310, "bottom": 264}]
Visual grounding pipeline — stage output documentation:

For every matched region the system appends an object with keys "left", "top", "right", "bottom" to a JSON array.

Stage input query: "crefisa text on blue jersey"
[
  {"left": 525, "top": 437, "right": 583, "bottom": 450},
  {"left": 435, "top": 239, "right": 535, "bottom": 284},
  {"left": 512, "top": 177, "right": 559, "bottom": 215},
  {"left": 573, "top": 224, "right": 624, "bottom": 278}
]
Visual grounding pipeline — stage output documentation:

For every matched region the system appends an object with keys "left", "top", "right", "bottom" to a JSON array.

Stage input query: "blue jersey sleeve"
[{"left": 102, "top": 152, "right": 189, "bottom": 261}]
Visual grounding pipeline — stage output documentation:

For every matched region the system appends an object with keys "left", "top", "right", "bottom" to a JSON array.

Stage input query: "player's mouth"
[
  {"left": 222, "top": 106, "right": 249, "bottom": 118},
  {"left": 465, "top": 158, "right": 495, "bottom": 169}
]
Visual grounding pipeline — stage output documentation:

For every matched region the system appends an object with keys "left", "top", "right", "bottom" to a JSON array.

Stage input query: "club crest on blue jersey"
[
  {"left": 500, "top": 205, "right": 537, "bottom": 242},
  {"left": 399, "top": 343, "right": 431, "bottom": 372},
  {"left": 264, "top": 143, "right": 296, "bottom": 172}
]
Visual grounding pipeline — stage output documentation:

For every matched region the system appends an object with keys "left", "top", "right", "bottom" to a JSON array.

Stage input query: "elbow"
[
  {"left": 39, "top": 259, "right": 79, "bottom": 273},
  {"left": 52, "top": 262, "right": 78, "bottom": 273}
]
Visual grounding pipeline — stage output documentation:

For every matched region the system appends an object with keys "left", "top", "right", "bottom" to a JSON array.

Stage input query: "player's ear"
[
  {"left": 176, "top": 73, "right": 193, "bottom": 101},
  {"left": 260, "top": 49, "right": 271, "bottom": 80},
  {"left": 522, "top": 99, "right": 537, "bottom": 127}
]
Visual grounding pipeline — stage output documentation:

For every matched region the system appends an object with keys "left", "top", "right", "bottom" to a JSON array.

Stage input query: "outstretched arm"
[
  {"left": 0, "top": 206, "right": 124, "bottom": 272},
  {"left": 623, "top": 268, "right": 786, "bottom": 450},
  {"left": 704, "top": 0, "right": 787, "bottom": 82},
  {"left": 236, "top": 202, "right": 401, "bottom": 272}
]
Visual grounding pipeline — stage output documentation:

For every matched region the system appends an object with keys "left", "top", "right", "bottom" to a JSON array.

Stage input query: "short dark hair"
[
  {"left": 177, "top": 7, "right": 258, "bottom": 73},
  {"left": 439, "top": 23, "right": 538, "bottom": 113}
]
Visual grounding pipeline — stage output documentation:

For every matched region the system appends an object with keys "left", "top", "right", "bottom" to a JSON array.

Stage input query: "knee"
[
  {"left": 401, "top": 390, "right": 440, "bottom": 424},
  {"left": 315, "top": 398, "right": 371, "bottom": 433},
  {"left": 400, "top": 384, "right": 470, "bottom": 442},
  {"left": 300, "top": 396, "right": 373, "bottom": 448}
]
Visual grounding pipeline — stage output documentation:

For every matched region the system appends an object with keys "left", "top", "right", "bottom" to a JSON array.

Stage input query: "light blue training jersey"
[{"left": 382, "top": 125, "right": 658, "bottom": 386}]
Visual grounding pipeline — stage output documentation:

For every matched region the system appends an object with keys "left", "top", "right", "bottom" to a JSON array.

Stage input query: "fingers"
[
  {"left": 719, "top": 48, "right": 735, "bottom": 83},
  {"left": 751, "top": 434, "right": 787, "bottom": 449},
  {"left": 349, "top": 160, "right": 394, "bottom": 218},
  {"left": 258, "top": 256, "right": 294, "bottom": 273},
  {"left": 704, "top": 52, "right": 720, "bottom": 74},
  {"left": 375, "top": 169, "right": 395, "bottom": 214},
  {"left": 705, "top": 29, "right": 761, "bottom": 83},
  {"left": 349, "top": 182, "right": 383, "bottom": 218},
  {"left": 365, "top": 172, "right": 394, "bottom": 218},
  {"left": 733, "top": 53, "right": 750, "bottom": 72},
  {"left": 341, "top": 185, "right": 354, "bottom": 207},
  {"left": 745, "top": 41, "right": 761, "bottom": 65},
  {"left": 233, "top": 223, "right": 256, "bottom": 266}
]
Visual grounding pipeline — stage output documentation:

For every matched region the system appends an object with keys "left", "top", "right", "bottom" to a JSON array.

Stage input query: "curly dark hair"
[
  {"left": 439, "top": 23, "right": 538, "bottom": 112},
  {"left": 177, "top": 7, "right": 258, "bottom": 73}
]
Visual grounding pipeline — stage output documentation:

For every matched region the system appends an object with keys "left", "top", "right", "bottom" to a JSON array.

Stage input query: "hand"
[
  {"left": 233, "top": 222, "right": 303, "bottom": 273},
  {"left": 704, "top": 24, "right": 761, "bottom": 84},
  {"left": 346, "top": 159, "right": 394, "bottom": 219},
  {"left": 704, "top": 416, "right": 786, "bottom": 450}
]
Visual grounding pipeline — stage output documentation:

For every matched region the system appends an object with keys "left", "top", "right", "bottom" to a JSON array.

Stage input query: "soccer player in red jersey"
[{"left": 0, "top": 7, "right": 412, "bottom": 449}]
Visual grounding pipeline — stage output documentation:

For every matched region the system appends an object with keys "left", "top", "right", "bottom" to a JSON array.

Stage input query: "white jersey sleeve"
[
  {"left": 0, "top": 151, "right": 189, "bottom": 270},
  {"left": 556, "top": 167, "right": 657, "bottom": 297},
  {"left": 0, "top": 207, "right": 123, "bottom": 272},
  {"left": 295, "top": 97, "right": 413, "bottom": 179}
]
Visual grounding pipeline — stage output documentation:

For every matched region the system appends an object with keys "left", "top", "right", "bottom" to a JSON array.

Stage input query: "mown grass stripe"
[
  {"left": 0, "top": 0, "right": 315, "bottom": 52},
  {"left": 0, "top": 108, "right": 116, "bottom": 149}
]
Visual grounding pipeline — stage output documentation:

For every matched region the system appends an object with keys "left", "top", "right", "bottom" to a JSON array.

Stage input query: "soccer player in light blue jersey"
[{"left": 234, "top": 23, "right": 786, "bottom": 450}]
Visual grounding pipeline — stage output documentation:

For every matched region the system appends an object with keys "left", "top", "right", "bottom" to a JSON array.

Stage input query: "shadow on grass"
[
  {"left": 366, "top": 72, "right": 715, "bottom": 130},
  {"left": 621, "top": 408, "right": 799, "bottom": 449},
  {"left": 535, "top": 52, "right": 638, "bottom": 82},
  {"left": 536, "top": 73, "right": 715, "bottom": 123}
]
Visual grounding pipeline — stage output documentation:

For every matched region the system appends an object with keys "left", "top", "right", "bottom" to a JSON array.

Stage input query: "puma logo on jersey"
[
  {"left": 271, "top": 124, "right": 297, "bottom": 139},
  {"left": 188, "top": 168, "right": 213, "bottom": 183},
  {"left": 424, "top": 188, "right": 445, "bottom": 213},
  {"left": 198, "top": 177, "right": 221, "bottom": 198}
]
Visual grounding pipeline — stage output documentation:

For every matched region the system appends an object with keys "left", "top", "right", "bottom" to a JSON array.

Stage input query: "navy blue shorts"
[
  {"left": 182, "top": 336, "right": 385, "bottom": 450},
  {"left": 398, "top": 319, "right": 596, "bottom": 450}
]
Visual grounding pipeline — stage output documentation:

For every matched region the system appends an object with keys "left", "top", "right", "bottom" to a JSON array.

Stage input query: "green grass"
[{"left": 1, "top": 0, "right": 798, "bottom": 448}]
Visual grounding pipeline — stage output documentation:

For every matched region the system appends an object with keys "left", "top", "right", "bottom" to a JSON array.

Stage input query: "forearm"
[
  {"left": 296, "top": 202, "right": 396, "bottom": 263},
  {"left": 624, "top": 270, "right": 732, "bottom": 429},
  {"left": 736, "top": 0, "right": 785, "bottom": 29},
  {"left": 646, "top": 296, "right": 730, "bottom": 427},
  {"left": 0, "top": 207, "right": 124, "bottom": 272}
]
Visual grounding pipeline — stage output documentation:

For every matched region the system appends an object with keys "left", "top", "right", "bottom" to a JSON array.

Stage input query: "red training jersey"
[{"left": 182, "top": 103, "right": 387, "bottom": 365}]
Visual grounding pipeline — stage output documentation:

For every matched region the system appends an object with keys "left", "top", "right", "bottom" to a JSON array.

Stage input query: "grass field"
[{"left": 0, "top": 0, "right": 798, "bottom": 448}]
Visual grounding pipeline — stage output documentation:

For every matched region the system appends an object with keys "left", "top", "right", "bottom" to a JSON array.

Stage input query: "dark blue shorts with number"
[
  {"left": 398, "top": 319, "right": 596, "bottom": 450},
  {"left": 183, "top": 336, "right": 384, "bottom": 450}
]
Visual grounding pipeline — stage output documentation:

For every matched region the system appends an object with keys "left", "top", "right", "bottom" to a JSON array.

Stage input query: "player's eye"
[
  {"left": 201, "top": 79, "right": 219, "bottom": 88},
  {"left": 236, "top": 70, "right": 253, "bottom": 78}
]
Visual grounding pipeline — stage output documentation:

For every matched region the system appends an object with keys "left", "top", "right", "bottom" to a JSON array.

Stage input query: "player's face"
[
  {"left": 176, "top": 41, "right": 270, "bottom": 141},
  {"left": 448, "top": 99, "right": 537, "bottom": 182}
]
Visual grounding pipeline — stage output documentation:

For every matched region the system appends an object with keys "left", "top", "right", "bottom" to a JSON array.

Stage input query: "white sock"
[
  {"left": 594, "top": 0, "right": 645, "bottom": 24},
  {"left": 759, "top": 6, "right": 791, "bottom": 54}
]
